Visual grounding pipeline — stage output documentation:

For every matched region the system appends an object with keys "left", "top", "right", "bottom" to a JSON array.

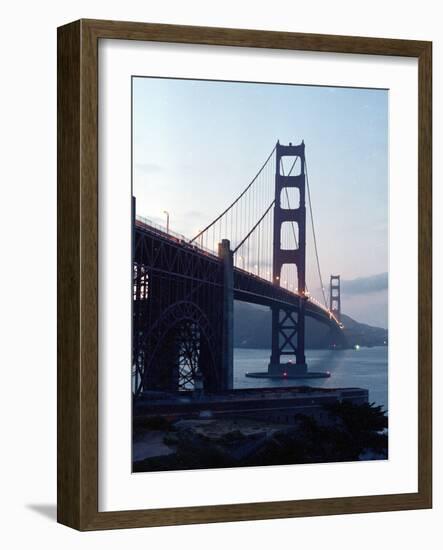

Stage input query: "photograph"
[{"left": 131, "top": 76, "right": 389, "bottom": 473}]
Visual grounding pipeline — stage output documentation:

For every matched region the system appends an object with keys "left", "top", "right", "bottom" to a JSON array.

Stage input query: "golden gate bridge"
[{"left": 133, "top": 141, "right": 344, "bottom": 397}]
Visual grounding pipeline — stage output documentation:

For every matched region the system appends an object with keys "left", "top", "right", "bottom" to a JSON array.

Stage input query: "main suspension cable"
[
  {"left": 305, "top": 157, "right": 328, "bottom": 308},
  {"left": 189, "top": 144, "right": 276, "bottom": 243}
]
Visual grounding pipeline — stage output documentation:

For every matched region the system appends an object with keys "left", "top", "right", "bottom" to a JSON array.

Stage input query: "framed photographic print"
[{"left": 57, "top": 19, "right": 432, "bottom": 530}]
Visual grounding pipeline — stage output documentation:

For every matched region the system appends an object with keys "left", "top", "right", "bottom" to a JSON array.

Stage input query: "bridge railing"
[{"left": 135, "top": 215, "right": 219, "bottom": 258}]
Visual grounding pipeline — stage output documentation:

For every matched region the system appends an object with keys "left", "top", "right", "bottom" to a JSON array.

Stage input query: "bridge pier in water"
[
  {"left": 269, "top": 141, "right": 308, "bottom": 377},
  {"left": 245, "top": 140, "right": 330, "bottom": 380}
]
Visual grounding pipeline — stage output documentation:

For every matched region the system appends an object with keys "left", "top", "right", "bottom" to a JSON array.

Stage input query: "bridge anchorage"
[{"left": 132, "top": 140, "right": 345, "bottom": 398}]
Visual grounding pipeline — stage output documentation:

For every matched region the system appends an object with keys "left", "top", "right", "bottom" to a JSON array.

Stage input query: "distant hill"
[
  {"left": 233, "top": 302, "right": 388, "bottom": 350},
  {"left": 339, "top": 313, "right": 388, "bottom": 348}
]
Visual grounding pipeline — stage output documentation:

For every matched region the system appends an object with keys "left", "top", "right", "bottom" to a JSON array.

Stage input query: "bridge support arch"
[{"left": 133, "top": 300, "right": 220, "bottom": 395}]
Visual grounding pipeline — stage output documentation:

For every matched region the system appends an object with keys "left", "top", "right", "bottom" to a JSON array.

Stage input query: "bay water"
[{"left": 234, "top": 346, "right": 388, "bottom": 411}]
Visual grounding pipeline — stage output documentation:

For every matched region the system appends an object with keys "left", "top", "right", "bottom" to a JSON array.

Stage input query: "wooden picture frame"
[{"left": 57, "top": 19, "right": 432, "bottom": 530}]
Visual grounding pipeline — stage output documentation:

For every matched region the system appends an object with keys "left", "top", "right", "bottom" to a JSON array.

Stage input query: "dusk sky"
[{"left": 132, "top": 77, "right": 388, "bottom": 328}]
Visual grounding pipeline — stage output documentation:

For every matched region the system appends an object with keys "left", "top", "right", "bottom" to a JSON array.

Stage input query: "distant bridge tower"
[
  {"left": 330, "top": 274, "right": 341, "bottom": 322},
  {"left": 269, "top": 141, "right": 307, "bottom": 375}
]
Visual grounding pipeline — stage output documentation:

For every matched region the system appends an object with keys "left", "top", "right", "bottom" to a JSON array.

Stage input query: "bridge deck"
[{"left": 135, "top": 218, "right": 341, "bottom": 328}]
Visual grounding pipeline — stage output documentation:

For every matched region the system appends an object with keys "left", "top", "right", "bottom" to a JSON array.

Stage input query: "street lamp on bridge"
[{"left": 163, "top": 210, "right": 170, "bottom": 234}]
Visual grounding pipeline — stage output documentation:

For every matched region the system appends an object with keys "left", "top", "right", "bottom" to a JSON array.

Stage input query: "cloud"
[{"left": 341, "top": 272, "right": 388, "bottom": 295}]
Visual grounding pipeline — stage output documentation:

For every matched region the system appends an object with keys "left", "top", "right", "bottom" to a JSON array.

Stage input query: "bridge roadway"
[{"left": 135, "top": 218, "right": 340, "bottom": 330}]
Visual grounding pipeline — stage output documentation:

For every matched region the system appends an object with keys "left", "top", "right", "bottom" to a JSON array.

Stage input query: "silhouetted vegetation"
[{"left": 325, "top": 400, "right": 388, "bottom": 433}]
